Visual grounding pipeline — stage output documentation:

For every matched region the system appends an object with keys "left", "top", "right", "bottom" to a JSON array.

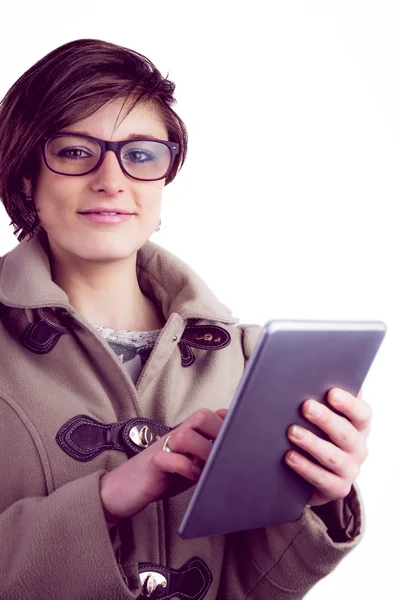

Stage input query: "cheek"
[
  {"left": 34, "top": 182, "right": 78, "bottom": 222},
  {"left": 135, "top": 184, "right": 164, "bottom": 211}
]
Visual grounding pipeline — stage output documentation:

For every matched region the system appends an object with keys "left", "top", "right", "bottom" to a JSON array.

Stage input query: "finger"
[
  {"left": 152, "top": 448, "right": 201, "bottom": 481},
  {"left": 285, "top": 450, "right": 352, "bottom": 501},
  {"left": 327, "top": 388, "right": 372, "bottom": 433},
  {"left": 184, "top": 408, "right": 225, "bottom": 441},
  {"left": 302, "top": 399, "right": 361, "bottom": 453},
  {"left": 215, "top": 408, "right": 228, "bottom": 419},
  {"left": 192, "top": 455, "right": 205, "bottom": 472},
  {"left": 288, "top": 425, "right": 359, "bottom": 480},
  {"left": 165, "top": 428, "right": 213, "bottom": 463}
]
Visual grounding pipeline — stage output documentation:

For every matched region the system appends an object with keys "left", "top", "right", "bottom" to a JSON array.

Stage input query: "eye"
[
  {"left": 58, "top": 147, "right": 92, "bottom": 160},
  {"left": 122, "top": 149, "right": 156, "bottom": 163}
]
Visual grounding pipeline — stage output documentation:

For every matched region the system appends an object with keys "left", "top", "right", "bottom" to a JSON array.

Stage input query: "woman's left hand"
[{"left": 285, "top": 388, "right": 371, "bottom": 507}]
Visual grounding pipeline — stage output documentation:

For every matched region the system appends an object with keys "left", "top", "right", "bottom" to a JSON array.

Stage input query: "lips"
[
  {"left": 78, "top": 213, "right": 134, "bottom": 225},
  {"left": 79, "top": 210, "right": 125, "bottom": 215},
  {"left": 78, "top": 208, "right": 134, "bottom": 215}
]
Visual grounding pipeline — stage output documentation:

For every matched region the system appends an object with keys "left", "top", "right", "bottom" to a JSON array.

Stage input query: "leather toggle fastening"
[
  {"left": 178, "top": 325, "right": 231, "bottom": 367},
  {"left": 21, "top": 307, "right": 69, "bottom": 354},
  {"left": 137, "top": 557, "right": 212, "bottom": 600},
  {"left": 56, "top": 414, "right": 172, "bottom": 462}
]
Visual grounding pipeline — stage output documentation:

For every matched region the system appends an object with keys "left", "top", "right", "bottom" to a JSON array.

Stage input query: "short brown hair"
[{"left": 0, "top": 38, "right": 188, "bottom": 242}]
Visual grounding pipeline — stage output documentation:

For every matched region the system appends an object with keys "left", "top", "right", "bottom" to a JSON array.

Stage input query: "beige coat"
[{"left": 0, "top": 227, "right": 363, "bottom": 599}]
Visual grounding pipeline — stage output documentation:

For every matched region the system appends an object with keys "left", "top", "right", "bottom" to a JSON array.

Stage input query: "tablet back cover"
[{"left": 179, "top": 320, "right": 386, "bottom": 539}]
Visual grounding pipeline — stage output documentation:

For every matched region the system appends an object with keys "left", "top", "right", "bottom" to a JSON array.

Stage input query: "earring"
[
  {"left": 22, "top": 187, "right": 33, "bottom": 203},
  {"left": 156, "top": 218, "right": 162, "bottom": 232}
]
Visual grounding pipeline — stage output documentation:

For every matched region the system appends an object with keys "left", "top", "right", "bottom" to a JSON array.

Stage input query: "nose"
[{"left": 91, "top": 150, "right": 127, "bottom": 194}]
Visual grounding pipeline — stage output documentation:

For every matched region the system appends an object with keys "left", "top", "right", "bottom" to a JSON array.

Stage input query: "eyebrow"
[{"left": 60, "top": 129, "right": 163, "bottom": 141}]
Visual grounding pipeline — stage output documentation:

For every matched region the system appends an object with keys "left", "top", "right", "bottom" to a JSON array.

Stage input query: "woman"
[{"left": 0, "top": 39, "right": 370, "bottom": 599}]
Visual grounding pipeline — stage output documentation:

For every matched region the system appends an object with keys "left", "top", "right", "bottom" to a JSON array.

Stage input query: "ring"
[{"left": 162, "top": 435, "right": 172, "bottom": 453}]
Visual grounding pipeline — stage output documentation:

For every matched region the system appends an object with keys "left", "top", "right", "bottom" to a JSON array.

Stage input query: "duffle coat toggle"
[
  {"left": 137, "top": 557, "right": 212, "bottom": 600},
  {"left": 178, "top": 325, "right": 231, "bottom": 367},
  {"left": 56, "top": 414, "right": 173, "bottom": 462},
  {"left": 20, "top": 306, "right": 69, "bottom": 354}
]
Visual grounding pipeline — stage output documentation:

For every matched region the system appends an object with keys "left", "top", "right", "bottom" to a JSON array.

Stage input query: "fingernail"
[
  {"left": 289, "top": 425, "right": 304, "bottom": 440},
  {"left": 307, "top": 400, "right": 321, "bottom": 418},
  {"left": 332, "top": 389, "right": 346, "bottom": 404},
  {"left": 287, "top": 451, "right": 298, "bottom": 464}
]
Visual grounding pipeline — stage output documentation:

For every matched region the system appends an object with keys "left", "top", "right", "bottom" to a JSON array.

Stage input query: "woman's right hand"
[{"left": 99, "top": 408, "right": 228, "bottom": 529}]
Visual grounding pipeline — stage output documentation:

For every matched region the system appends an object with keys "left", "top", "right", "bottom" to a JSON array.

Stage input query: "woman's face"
[{"left": 23, "top": 97, "right": 169, "bottom": 265}]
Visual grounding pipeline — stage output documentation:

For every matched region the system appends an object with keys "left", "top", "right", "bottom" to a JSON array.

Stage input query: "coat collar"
[{"left": 0, "top": 227, "right": 239, "bottom": 325}]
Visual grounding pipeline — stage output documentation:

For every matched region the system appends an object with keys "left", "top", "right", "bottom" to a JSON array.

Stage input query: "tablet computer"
[{"left": 178, "top": 319, "right": 386, "bottom": 539}]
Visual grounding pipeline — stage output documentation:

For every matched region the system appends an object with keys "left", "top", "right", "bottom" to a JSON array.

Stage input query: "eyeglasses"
[{"left": 39, "top": 132, "right": 180, "bottom": 181}]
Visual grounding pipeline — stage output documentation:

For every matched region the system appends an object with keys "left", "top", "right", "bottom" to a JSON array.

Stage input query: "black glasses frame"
[{"left": 39, "top": 132, "right": 180, "bottom": 181}]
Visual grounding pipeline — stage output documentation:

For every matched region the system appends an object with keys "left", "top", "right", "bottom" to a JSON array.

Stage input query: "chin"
[
  {"left": 76, "top": 245, "right": 140, "bottom": 262},
  {"left": 52, "top": 237, "right": 138, "bottom": 263}
]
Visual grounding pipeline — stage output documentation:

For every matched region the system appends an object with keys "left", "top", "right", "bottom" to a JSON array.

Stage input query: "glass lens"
[
  {"left": 121, "top": 140, "right": 171, "bottom": 179},
  {"left": 46, "top": 135, "right": 101, "bottom": 175},
  {"left": 45, "top": 135, "right": 172, "bottom": 179}
]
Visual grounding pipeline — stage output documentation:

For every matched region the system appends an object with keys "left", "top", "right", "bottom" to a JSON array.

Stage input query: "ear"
[{"left": 22, "top": 175, "right": 32, "bottom": 197}]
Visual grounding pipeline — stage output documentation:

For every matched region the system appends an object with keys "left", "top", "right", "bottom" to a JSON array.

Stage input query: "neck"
[{"left": 47, "top": 241, "right": 165, "bottom": 332}]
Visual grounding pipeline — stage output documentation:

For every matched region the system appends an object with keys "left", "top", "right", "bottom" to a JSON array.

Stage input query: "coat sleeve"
[
  {"left": 0, "top": 397, "right": 141, "bottom": 600},
  {"left": 216, "top": 324, "right": 365, "bottom": 599}
]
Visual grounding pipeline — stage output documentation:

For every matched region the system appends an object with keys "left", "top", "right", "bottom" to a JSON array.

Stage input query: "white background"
[{"left": 0, "top": 1, "right": 398, "bottom": 597}]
